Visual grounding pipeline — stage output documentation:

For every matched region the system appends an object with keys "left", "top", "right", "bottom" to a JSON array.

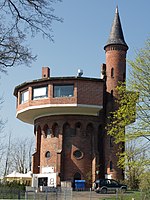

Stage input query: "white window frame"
[
  {"left": 33, "top": 86, "right": 48, "bottom": 99},
  {"left": 20, "top": 90, "right": 29, "bottom": 104}
]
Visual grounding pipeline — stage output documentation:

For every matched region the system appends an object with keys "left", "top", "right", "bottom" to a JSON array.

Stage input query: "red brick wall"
[
  {"left": 104, "top": 45, "right": 128, "bottom": 180},
  {"left": 105, "top": 45, "right": 127, "bottom": 96},
  {"left": 15, "top": 68, "right": 126, "bottom": 182},
  {"left": 33, "top": 115, "right": 104, "bottom": 186},
  {"left": 77, "top": 80, "right": 103, "bottom": 106},
  {"left": 16, "top": 78, "right": 103, "bottom": 113}
]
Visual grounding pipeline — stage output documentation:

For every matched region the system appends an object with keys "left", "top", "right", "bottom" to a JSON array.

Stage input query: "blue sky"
[{"left": 0, "top": 0, "right": 150, "bottom": 140}]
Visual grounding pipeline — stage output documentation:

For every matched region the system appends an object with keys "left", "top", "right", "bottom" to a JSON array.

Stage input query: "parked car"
[{"left": 94, "top": 179, "right": 127, "bottom": 194}]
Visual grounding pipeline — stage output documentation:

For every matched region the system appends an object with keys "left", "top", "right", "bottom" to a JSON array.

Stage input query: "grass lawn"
[{"left": 99, "top": 190, "right": 149, "bottom": 200}]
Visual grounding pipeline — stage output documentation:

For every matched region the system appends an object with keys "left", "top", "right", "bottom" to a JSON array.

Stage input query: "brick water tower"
[{"left": 14, "top": 7, "right": 128, "bottom": 187}]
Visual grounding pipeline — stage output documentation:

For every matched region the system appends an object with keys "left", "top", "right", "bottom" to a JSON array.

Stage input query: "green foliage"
[
  {"left": 107, "top": 38, "right": 150, "bottom": 144},
  {"left": 100, "top": 191, "right": 147, "bottom": 200},
  {"left": 139, "top": 171, "right": 150, "bottom": 192},
  {"left": 128, "top": 38, "right": 150, "bottom": 140},
  {"left": 107, "top": 82, "right": 138, "bottom": 144},
  {"left": 118, "top": 140, "right": 149, "bottom": 190}
]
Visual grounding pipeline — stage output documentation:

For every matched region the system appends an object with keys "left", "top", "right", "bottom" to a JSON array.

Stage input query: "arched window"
[
  {"left": 75, "top": 122, "right": 81, "bottom": 129},
  {"left": 110, "top": 136, "right": 113, "bottom": 147},
  {"left": 34, "top": 124, "right": 38, "bottom": 135},
  {"left": 123, "top": 73, "right": 125, "bottom": 81},
  {"left": 47, "top": 128, "right": 51, "bottom": 137},
  {"left": 52, "top": 123, "right": 59, "bottom": 137},
  {"left": 110, "top": 161, "right": 113, "bottom": 171},
  {"left": 43, "top": 124, "right": 51, "bottom": 138},
  {"left": 111, "top": 68, "right": 114, "bottom": 78},
  {"left": 36, "top": 125, "right": 41, "bottom": 150},
  {"left": 111, "top": 90, "right": 113, "bottom": 98},
  {"left": 98, "top": 125, "right": 103, "bottom": 150},
  {"left": 86, "top": 123, "right": 93, "bottom": 136},
  {"left": 101, "top": 63, "right": 106, "bottom": 75},
  {"left": 63, "top": 122, "right": 70, "bottom": 137},
  {"left": 75, "top": 122, "right": 81, "bottom": 136}
]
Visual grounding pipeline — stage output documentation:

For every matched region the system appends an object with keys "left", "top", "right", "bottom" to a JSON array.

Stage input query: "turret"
[
  {"left": 104, "top": 6, "right": 128, "bottom": 97},
  {"left": 104, "top": 7, "right": 128, "bottom": 180}
]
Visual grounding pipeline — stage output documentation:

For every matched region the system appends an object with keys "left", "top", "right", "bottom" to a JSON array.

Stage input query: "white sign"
[{"left": 42, "top": 166, "right": 54, "bottom": 173}]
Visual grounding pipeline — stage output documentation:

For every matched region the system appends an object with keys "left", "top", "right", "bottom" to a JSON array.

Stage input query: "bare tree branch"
[{"left": 0, "top": 0, "right": 62, "bottom": 72}]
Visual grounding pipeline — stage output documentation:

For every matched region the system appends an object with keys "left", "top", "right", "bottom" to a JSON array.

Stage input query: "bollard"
[
  {"left": 18, "top": 190, "right": 20, "bottom": 200},
  {"left": 25, "top": 191, "right": 28, "bottom": 200},
  {"left": 45, "top": 186, "right": 48, "bottom": 200},
  {"left": 89, "top": 188, "right": 92, "bottom": 200},
  {"left": 116, "top": 189, "right": 118, "bottom": 200}
]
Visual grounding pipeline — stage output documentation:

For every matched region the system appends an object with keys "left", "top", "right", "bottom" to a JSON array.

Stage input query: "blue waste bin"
[{"left": 75, "top": 180, "right": 85, "bottom": 191}]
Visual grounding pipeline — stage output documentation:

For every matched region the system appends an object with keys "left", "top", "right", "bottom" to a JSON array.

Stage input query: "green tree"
[
  {"left": 139, "top": 171, "right": 150, "bottom": 191},
  {"left": 118, "top": 140, "right": 149, "bottom": 189},
  {"left": 128, "top": 38, "right": 150, "bottom": 141},
  {"left": 107, "top": 82, "right": 139, "bottom": 144},
  {"left": 107, "top": 38, "right": 150, "bottom": 143}
]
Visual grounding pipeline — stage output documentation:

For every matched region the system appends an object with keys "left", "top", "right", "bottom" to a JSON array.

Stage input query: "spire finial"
[
  {"left": 116, "top": 5, "right": 119, "bottom": 14},
  {"left": 104, "top": 6, "right": 128, "bottom": 50}
]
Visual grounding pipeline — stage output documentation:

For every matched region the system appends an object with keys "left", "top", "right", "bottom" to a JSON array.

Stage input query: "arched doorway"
[
  {"left": 74, "top": 172, "right": 81, "bottom": 180},
  {"left": 72, "top": 172, "right": 81, "bottom": 189}
]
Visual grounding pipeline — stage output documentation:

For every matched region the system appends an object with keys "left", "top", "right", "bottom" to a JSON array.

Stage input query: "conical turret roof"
[{"left": 104, "top": 7, "right": 128, "bottom": 49}]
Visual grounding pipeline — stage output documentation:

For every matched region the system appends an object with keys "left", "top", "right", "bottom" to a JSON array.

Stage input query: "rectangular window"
[
  {"left": 33, "top": 86, "right": 48, "bottom": 99},
  {"left": 20, "top": 90, "right": 29, "bottom": 104},
  {"left": 53, "top": 85, "right": 74, "bottom": 98}
]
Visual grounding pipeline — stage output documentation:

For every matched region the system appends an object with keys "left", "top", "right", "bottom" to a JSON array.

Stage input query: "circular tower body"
[
  {"left": 14, "top": 71, "right": 104, "bottom": 187},
  {"left": 104, "top": 7, "right": 128, "bottom": 180}
]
